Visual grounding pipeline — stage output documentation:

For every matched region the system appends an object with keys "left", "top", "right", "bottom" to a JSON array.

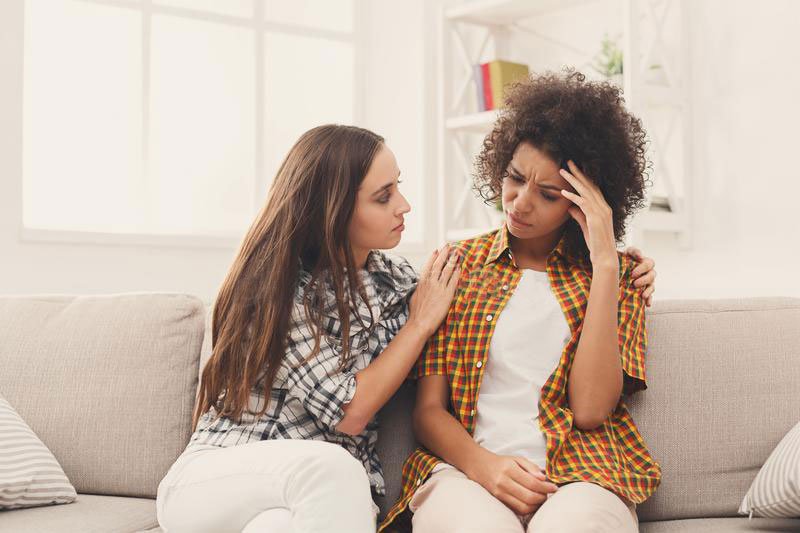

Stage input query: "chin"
[{"left": 375, "top": 235, "right": 402, "bottom": 251}]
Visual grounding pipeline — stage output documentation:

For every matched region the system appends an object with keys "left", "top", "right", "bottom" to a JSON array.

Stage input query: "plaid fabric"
[
  {"left": 379, "top": 227, "right": 661, "bottom": 531},
  {"left": 187, "top": 251, "right": 417, "bottom": 496}
]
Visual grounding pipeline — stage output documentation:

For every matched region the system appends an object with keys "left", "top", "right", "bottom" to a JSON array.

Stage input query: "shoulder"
[
  {"left": 370, "top": 250, "right": 418, "bottom": 282},
  {"left": 450, "top": 230, "right": 497, "bottom": 271}
]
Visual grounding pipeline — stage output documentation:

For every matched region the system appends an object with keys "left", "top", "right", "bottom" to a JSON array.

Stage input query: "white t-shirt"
[{"left": 433, "top": 268, "right": 571, "bottom": 475}]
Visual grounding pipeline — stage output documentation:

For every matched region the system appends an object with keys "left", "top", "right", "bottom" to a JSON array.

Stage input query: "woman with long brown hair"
[{"left": 155, "top": 124, "right": 657, "bottom": 533}]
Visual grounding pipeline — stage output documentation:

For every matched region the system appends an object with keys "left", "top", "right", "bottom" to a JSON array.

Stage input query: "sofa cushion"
[
  {"left": 0, "top": 395, "right": 76, "bottom": 509},
  {"left": 0, "top": 293, "right": 205, "bottom": 499},
  {"left": 628, "top": 298, "right": 800, "bottom": 521},
  {"left": 739, "top": 419, "right": 800, "bottom": 518},
  {"left": 0, "top": 493, "right": 157, "bottom": 533},
  {"left": 639, "top": 516, "right": 800, "bottom": 532}
]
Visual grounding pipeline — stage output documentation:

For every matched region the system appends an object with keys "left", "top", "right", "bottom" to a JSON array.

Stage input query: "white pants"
[
  {"left": 410, "top": 468, "right": 638, "bottom": 533},
  {"left": 156, "top": 440, "right": 379, "bottom": 533}
]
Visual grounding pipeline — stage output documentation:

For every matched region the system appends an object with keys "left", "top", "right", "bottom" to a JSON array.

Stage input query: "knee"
[{"left": 304, "top": 442, "right": 370, "bottom": 490}]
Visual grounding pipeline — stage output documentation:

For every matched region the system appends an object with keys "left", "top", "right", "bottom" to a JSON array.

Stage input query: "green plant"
[{"left": 592, "top": 34, "right": 623, "bottom": 78}]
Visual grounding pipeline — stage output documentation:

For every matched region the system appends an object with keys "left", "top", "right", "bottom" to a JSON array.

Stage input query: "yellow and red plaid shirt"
[{"left": 379, "top": 226, "right": 662, "bottom": 531}]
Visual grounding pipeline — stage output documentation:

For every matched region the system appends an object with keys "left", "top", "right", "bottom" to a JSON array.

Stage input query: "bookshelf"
[{"left": 436, "top": 0, "right": 693, "bottom": 248}]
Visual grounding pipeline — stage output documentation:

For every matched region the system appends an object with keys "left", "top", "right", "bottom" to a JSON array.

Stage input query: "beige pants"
[{"left": 410, "top": 468, "right": 638, "bottom": 533}]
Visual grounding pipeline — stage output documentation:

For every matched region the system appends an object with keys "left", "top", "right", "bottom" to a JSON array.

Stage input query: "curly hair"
[{"left": 474, "top": 68, "right": 651, "bottom": 265}]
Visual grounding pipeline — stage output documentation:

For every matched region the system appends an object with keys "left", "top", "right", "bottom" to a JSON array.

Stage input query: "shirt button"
[
  {"left": 476, "top": 361, "right": 483, "bottom": 368},
  {"left": 502, "top": 284, "right": 509, "bottom": 291},
  {"left": 416, "top": 478, "right": 422, "bottom": 486},
  {"left": 470, "top": 409, "right": 475, "bottom": 416},
  {"left": 486, "top": 314, "right": 493, "bottom": 322}
]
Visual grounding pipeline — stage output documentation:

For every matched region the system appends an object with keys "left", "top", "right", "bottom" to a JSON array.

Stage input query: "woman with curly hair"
[{"left": 380, "top": 69, "right": 661, "bottom": 533}]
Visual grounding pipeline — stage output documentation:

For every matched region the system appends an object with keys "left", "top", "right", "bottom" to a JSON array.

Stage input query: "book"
[
  {"left": 488, "top": 60, "right": 529, "bottom": 109},
  {"left": 474, "top": 64, "right": 486, "bottom": 112},
  {"left": 481, "top": 62, "right": 493, "bottom": 110}
]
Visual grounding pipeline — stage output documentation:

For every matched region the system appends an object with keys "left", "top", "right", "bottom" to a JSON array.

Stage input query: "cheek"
[{"left": 348, "top": 209, "right": 370, "bottom": 243}]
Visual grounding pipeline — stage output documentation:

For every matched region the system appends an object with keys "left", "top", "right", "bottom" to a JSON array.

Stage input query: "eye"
[
  {"left": 541, "top": 192, "right": 557, "bottom": 202},
  {"left": 377, "top": 194, "right": 391, "bottom": 204},
  {"left": 505, "top": 172, "right": 525, "bottom": 184}
]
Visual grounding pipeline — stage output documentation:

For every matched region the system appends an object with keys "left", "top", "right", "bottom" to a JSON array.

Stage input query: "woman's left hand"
[
  {"left": 559, "top": 160, "right": 618, "bottom": 272},
  {"left": 622, "top": 247, "right": 657, "bottom": 307}
]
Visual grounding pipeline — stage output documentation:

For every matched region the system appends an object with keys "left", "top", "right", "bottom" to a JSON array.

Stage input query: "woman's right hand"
[
  {"left": 468, "top": 448, "right": 559, "bottom": 516},
  {"left": 408, "top": 244, "right": 461, "bottom": 337}
]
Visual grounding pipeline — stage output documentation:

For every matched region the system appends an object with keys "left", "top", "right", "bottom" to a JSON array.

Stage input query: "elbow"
[
  {"left": 572, "top": 411, "right": 607, "bottom": 431},
  {"left": 335, "top": 414, "right": 368, "bottom": 436},
  {"left": 571, "top": 403, "right": 615, "bottom": 431},
  {"left": 335, "top": 404, "right": 370, "bottom": 436}
]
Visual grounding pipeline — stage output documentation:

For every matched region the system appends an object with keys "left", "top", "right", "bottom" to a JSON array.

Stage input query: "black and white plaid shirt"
[{"left": 187, "top": 251, "right": 418, "bottom": 495}]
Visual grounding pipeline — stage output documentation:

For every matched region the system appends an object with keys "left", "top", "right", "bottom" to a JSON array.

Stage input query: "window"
[{"left": 23, "top": 0, "right": 358, "bottom": 241}]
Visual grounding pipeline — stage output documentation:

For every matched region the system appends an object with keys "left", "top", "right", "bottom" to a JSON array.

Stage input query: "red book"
[{"left": 481, "top": 62, "right": 493, "bottom": 110}]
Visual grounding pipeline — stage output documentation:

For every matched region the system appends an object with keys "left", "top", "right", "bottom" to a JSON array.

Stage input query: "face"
[
  {"left": 501, "top": 141, "right": 576, "bottom": 240},
  {"left": 348, "top": 145, "right": 410, "bottom": 261}
]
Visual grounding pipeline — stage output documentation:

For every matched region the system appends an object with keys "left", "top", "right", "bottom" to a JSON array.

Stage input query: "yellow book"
[{"left": 488, "top": 60, "right": 530, "bottom": 109}]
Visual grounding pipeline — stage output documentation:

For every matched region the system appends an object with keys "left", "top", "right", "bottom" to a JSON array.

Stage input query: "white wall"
[{"left": 644, "top": 0, "right": 800, "bottom": 299}]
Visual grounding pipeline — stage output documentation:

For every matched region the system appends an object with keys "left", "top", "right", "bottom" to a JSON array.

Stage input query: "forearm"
[
  {"left": 568, "top": 262, "right": 623, "bottom": 429},
  {"left": 336, "top": 320, "right": 430, "bottom": 433},
  {"left": 413, "top": 405, "right": 486, "bottom": 479}
]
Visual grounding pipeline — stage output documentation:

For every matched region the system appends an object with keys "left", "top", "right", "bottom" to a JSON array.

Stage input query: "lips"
[
  {"left": 507, "top": 212, "right": 532, "bottom": 228},
  {"left": 392, "top": 221, "right": 405, "bottom": 232}
]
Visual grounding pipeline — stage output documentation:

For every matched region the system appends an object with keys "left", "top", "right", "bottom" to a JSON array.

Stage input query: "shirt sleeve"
[
  {"left": 412, "top": 301, "right": 458, "bottom": 380},
  {"left": 617, "top": 254, "right": 648, "bottom": 395}
]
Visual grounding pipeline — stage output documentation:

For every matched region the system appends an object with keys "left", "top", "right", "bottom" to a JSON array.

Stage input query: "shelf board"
[
  {"left": 446, "top": 0, "right": 596, "bottom": 26},
  {"left": 445, "top": 110, "right": 499, "bottom": 133}
]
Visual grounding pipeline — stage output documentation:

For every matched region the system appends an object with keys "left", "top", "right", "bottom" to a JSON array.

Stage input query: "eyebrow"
[
  {"left": 508, "top": 164, "right": 562, "bottom": 192},
  {"left": 371, "top": 171, "right": 401, "bottom": 197}
]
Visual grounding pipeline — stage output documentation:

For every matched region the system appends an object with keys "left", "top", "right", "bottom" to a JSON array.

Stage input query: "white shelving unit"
[{"left": 437, "top": 0, "right": 693, "bottom": 248}]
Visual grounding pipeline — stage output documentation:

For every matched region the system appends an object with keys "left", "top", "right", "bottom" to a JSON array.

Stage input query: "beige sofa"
[{"left": 0, "top": 294, "right": 798, "bottom": 532}]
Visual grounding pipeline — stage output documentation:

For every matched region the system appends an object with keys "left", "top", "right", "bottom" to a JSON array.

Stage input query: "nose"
[
  {"left": 513, "top": 183, "right": 536, "bottom": 213},
  {"left": 397, "top": 192, "right": 411, "bottom": 215}
]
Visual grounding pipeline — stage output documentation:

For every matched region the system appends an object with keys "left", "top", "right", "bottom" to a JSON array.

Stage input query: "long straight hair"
[{"left": 192, "top": 125, "right": 385, "bottom": 431}]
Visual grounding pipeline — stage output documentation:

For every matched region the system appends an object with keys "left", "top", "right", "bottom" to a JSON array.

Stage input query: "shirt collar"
[{"left": 485, "top": 224, "right": 569, "bottom": 266}]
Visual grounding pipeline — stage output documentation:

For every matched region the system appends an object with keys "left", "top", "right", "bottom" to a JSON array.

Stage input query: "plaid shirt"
[
  {"left": 380, "top": 227, "right": 661, "bottom": 531},
  {"left": 187, "top": 251, "right": 417, "bottom": 496}
]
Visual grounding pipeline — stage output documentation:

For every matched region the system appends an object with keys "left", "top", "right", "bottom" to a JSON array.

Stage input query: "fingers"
[
  {"left": 429, "top": 244, "right": 451, "bottom": 281},
  {"left": 498, "top": 491, "right": 539, "bottom": 516},
  {"left": 631, "top": 256, "right": 655, "bottom": 279},
  {"left": 633, "top": 269, "right": 656, "bottom": 288},
  {"left": 568, "top": 206, "right": 588, "bottom": 235},
  {"left": 511, "top": 458, "right": 558, "bottom": 494},
  {"left": 512, "top": 456, "right": 544, "bottom": 477},
  {"left": 439, "top": 250, "right": 459, "bottom": 285},
  {"left": 643, "top": 285, "right": 655, "bottom": 301},
  {"left": 560, "top": 189, "right": 587, "bottom": 207},
  {"left": 419, "top": 248, "right": 438, "bottom": 280},
  {"left": 624, "top": 246, "right": 643, "bottom": 260},
  {"left": 501, "top": 476, "right": 551, "bottom": 514},
  {"left": 560, "top": 163, "right": 595, "bottom": 202},
  {"left": 445, "top": 262, "right": 462, "bottom": 292}
]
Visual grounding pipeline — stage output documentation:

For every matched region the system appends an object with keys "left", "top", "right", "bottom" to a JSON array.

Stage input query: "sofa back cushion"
[
  {"left": 0, "top": 294, "right": 204, "bottom": 499},
  {"left": 629, "top": 297, "right": 800, "bottom": 521},
  {"left": 376, "top": 297, "right": 800, "bottom": 522}
]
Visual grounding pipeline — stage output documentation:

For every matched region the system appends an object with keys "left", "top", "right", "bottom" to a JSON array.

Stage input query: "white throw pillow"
[
  {"left": 0, "top": 395, "right": 77, "bottom": 509},
  {"left": 739, "top": 420, "right": 800, "bottom": 518}
]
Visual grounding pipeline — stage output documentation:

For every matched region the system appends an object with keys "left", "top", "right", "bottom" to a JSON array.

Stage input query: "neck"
[
  {"left": 508, "top": 226, "right": 564, "bottom": 269},
  {"left": 352, "top": 247, "right": 370, "bottom": 269}
]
